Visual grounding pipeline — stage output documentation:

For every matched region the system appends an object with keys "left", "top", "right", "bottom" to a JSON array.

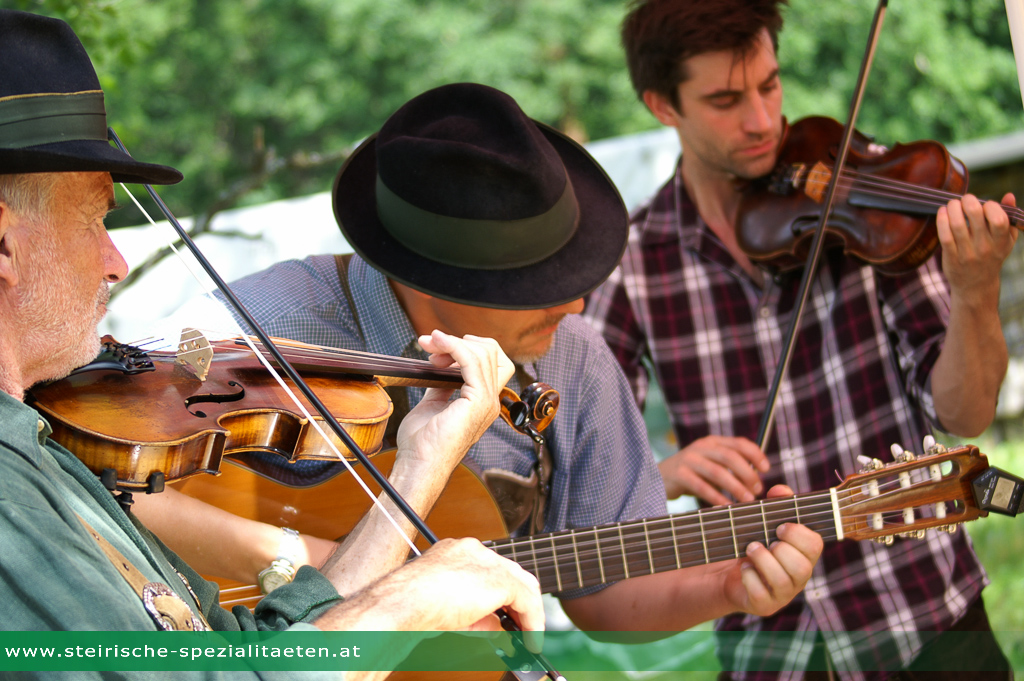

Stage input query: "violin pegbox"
[{"left": 837, "top": 442, "right": 993, "bottom": 544}]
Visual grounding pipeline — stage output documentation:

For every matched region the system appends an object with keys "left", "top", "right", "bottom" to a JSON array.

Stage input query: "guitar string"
[
  {"left": 488, "top": 470, "right": 961, "bottom": 577},
  {"left": 113, "top": 192, "right": 965, "bottom": 591}
]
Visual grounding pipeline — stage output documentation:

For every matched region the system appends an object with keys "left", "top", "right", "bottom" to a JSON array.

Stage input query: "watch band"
[
  {"left": 258, "top": 527, "right": 301, "bottom": 595},
  {"left": 276, "top": 527, "right": 301, "bottom": 564}
]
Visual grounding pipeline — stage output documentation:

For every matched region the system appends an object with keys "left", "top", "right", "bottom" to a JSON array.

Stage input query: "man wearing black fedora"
[
  {"left": 156, "top": 82, "right": 824, "bottom": 633},
  {"left": 0, "top": 8, "right": 547, "bottom": 661}
]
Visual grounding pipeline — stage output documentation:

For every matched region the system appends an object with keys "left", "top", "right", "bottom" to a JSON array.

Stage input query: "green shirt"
[{"left": 0, "top": 390, "right": 343, "bottom": 679}]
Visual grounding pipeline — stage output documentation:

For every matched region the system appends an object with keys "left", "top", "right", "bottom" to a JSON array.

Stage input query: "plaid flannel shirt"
[{"left": 583, "top": 163, "right": 988, "bottom": 681}]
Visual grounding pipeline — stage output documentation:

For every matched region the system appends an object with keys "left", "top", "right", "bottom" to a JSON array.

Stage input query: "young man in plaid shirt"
[{"left": 584, "top": 1, "right": 1017, "bottom": 678}]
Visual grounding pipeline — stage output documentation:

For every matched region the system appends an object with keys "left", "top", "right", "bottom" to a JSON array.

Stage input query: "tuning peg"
[
  {"left": 889, "top": 443, "right": 916, "bottom": 463},
  {"left": 935, "top": 524, "right": 959, "bottom": 534},
  {"left": 873, "top": 535, "right": 895, "bottom": 545},
  {"left": 922, "top": 435, "right": 946, "bottom": 456},
  {"left": 858, "top": 456, "right": 884, "bottom": 472}
]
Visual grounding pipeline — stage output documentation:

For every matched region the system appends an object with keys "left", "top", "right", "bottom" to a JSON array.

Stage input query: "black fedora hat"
[
  {"left": 0, "top": 9, "right": 182, "bottom": 186},
  {"left": 333, "top": 83, "right": 627, "bottom": 310}
]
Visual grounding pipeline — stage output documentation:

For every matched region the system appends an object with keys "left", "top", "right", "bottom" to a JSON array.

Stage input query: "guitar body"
[
  {"left": 173, "top": 450, "right": 508, "bottom": 610},
  {"left": 175, "top": 451, "right": 511, "bottom": 680}
]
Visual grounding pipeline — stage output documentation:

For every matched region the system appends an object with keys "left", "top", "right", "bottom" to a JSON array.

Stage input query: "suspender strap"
[{"left": 76, "top": 515, "right": 210, "bottom": 631}]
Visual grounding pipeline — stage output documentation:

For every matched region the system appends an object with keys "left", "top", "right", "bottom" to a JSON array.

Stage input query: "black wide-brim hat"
[
  {"left": 333, "top": 83, "right": 627, "bottom": 310},
  {"left": 0, "top": 10, "right": 182, "bottom": 187}
]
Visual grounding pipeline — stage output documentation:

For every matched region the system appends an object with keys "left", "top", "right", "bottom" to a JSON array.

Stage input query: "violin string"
[
  {"left": 800, "top": 166, "right": 1024, "bottom": 223},
  {"left": 249, "top": 339, "right": 463, "bottom": 380},
  {"left": 118, "top": 184, "right": 423, "bottom": 557}
]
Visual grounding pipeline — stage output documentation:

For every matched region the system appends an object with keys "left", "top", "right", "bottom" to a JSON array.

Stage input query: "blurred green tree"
[{"left": 7, "top": 0, "right": 1023, "bottom": 228}]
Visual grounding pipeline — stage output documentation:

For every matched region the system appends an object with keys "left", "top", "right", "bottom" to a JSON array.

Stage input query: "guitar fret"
[
  {"left": 728, "top": 506, "right": 739, "bottom": 558},
  {"left": 669, "top": 516, "right": 681, "bottom": 569},
  {"left": 617, "top": 523, "right": 630, "bottom": 580},
  {"left": 549, "top": 535, "right": 563, "bottom": 592},
  {"left": 528, "top": 539, "right": 540, "bottom": 583},
  {"left": 570, "top": 531, "right": 583, "bottom": 588},
  {"left": 794, "top": 496, "right": 801, "bottom": 524},
  {"left": 642, "top": 519, "right": 654, "bottom": 574},
  {"left": 594, "top": 527, "right": 606, "bottom": 584},
  {"left": 698, "top": 509, "right": 709, "bottom": 564},
  {"left": 760, "top": 500, "right": 770, "bottom": 546}
]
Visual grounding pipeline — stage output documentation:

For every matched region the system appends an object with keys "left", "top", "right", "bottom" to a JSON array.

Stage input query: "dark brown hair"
[{"left": 622, "top": 0, "right": 787, "bottom": 109}]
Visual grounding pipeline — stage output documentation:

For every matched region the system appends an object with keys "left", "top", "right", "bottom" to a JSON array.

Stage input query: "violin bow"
[
  {"left": 1005, "top": 0, "right": 1024, "bottom": 111},
  {"left": 756, "top": 0, "right": 888, "bottom": 451},
  {"left": 108, "top": 129, "right": 564, "bottom": 681}
]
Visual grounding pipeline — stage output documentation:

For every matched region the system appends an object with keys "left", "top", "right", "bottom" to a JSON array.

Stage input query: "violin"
[
  {"left": 27, "top": 331, "right": 558, "bottom": 493},
  {"left": 737, "top": 116, "right": 1024, "bottom": 276}
]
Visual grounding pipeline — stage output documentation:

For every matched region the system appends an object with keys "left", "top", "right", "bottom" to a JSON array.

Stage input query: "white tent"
[{"left": 102, "top": 127, "right": 684, "bottom": 343}]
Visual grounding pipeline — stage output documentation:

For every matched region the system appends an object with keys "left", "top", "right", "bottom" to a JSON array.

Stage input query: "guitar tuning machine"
[
  {"left": 896, "top": 529, "right": 927, "bottom": 540},
  {"left": 934, "top": 524, "right": 960, "bottom": 534},
  {"left": 858, "top": 456, "right": 885, "bottom": 473},
  {"left": 873, "top": 535, "right": 895, "bottom": 545}
]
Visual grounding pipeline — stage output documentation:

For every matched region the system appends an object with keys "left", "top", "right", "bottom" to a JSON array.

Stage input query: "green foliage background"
[{"left": 6, "top": 0, "right": 1024, "bottom": 225}]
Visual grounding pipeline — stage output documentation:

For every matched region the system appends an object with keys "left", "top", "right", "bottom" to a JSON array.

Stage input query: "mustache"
[{"left": 519, "top": 314, "right": 567, "bottom": 338}]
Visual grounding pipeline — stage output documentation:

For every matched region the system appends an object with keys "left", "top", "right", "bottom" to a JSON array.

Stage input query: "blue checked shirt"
[{"left": 219, "top": 254, "right": 668, "bottom": 600}]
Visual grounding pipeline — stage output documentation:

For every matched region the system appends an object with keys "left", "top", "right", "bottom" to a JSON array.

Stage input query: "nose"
[
  {"left": 101, "top": 228, "right": 129, "bottom": 283},
  {"left": 743, "top": 92, "right": 773, "bottom": 136}
]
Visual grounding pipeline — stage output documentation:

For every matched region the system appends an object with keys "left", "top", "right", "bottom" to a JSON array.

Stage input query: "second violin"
[{"left": 737, "top": 116, "right": 1024, "bottom": 276}]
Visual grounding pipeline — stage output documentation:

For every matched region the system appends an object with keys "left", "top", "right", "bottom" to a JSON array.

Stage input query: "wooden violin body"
[
  {"left": 28, "top": 337, "right": 392, "bottom": 492},
  {"left": 28, "top": 333, "right": 560, "bottom": 493},
  {"left": 738, "top": 116, "right": 970, "bottom": 275}
]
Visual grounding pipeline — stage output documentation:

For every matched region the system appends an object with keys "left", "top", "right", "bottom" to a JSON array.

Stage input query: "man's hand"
[
  {"left": 317, "top": 538, "right": 544, "bottom": 643},
  {"left": 719, "top": 485, "right": 822, "bottom": 617},
  {"left": 931, "top": 193, "right": 1018, "bottom": 436},
  {"left": 937, "top": 193, "right": 1017, "bottom": 305},
  {"left": 658, "top": 435, "right": 769, "bottom": 504},
  {"left": 394, "top": 331, "right": 515, "bottom": 477}
]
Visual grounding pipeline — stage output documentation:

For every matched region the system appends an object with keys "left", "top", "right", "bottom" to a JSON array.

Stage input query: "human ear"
[
  {"left": 0, "top": 202, "right": 21, "bottom": 288},
  {"left": 643, "top": 89, "right": 682, "bottom": 127}
]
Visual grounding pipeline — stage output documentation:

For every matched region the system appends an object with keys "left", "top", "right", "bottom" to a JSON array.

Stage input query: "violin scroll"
[{"left": 499, "top": 382, "right": 559, "bottom": 445}]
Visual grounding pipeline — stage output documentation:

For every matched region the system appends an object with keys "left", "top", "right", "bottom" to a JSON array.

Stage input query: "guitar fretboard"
[{"left": 485, "top": 491, "right": 839, "bottom": 594}]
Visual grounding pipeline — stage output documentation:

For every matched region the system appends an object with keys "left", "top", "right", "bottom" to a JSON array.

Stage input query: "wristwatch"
[{"left": 258, "top": 527, "right": 301, "bottom": 594}]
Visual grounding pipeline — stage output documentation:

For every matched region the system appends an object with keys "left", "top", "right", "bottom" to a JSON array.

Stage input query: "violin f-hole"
[{"left": 186, "top": 381, "right": 246, "bottom": 418}]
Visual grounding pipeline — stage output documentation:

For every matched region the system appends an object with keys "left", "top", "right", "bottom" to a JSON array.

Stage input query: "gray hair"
[{"left": 0, "top": 173, "right": 62, "bottom": 223}]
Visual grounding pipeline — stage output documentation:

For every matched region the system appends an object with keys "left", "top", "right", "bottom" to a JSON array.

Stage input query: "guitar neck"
[{"left": 486, "top": 491, "right": 838, "bottom": 594}]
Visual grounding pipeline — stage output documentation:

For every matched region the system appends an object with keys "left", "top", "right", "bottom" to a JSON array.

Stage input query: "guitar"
[{"left": 175, "top": 442, "right": 1021, "bottom": 609}]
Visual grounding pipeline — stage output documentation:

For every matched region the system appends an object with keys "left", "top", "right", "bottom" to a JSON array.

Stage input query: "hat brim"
[
  {"left": 333, "top": 123, "right": 627, "bottom": 310},
  {"left": 0, "top": 138, "right": 183, "bottom": 187}
]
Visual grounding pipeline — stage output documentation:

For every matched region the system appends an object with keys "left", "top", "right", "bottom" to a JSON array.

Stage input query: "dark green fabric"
[
  {"left": 0, "top": 91, "right": 107, "bottom": 148},
  {"left": 374, "top": 173, "right": 579, "bottom": 270},
  {"left": 0, "top": 391, "right": 343, "bottom": 679}
]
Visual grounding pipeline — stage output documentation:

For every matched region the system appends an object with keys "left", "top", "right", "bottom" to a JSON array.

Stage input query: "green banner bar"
[{"left": 0, "top": 631, "right": 1020, "bottom": 672}]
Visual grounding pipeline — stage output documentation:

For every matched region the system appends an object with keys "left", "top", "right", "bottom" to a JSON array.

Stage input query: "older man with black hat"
[
  {"left": 0, "top": 10, "right": 547, "bottom": 671},
  {"left": 148, "top": 82, "right": 823, "bottom": 633}
]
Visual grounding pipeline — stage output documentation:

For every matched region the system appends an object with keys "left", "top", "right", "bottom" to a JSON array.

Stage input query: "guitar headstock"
[{"left": 835, "top": 443, "right": 1024, "bottom": 544}]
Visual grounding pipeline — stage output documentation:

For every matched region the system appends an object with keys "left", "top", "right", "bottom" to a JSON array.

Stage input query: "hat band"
[
  {"left": 0, "top": 91, "right": 107, "bottom": 149},
  {"left": 375, "top": 175, "right": 579, "bottom": 271}
]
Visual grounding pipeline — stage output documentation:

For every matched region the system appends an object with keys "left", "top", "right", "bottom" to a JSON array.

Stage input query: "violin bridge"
[{"left": 176, "top": 327, "right": 214, "bottom": 382}]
